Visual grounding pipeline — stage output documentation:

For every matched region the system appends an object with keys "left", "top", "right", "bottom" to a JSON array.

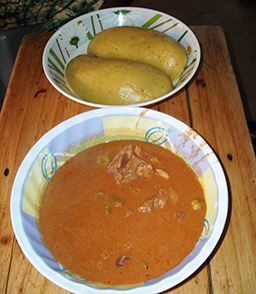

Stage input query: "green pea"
[
  {"left": 97, "top": 155, "right": 110, "bottom": 166},
  {"left": 191, "top": 199, "right": 201, "bottom": 210}
]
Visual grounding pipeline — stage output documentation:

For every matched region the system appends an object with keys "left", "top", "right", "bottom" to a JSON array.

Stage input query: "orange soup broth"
[{"left": 39, "top": 140, "right": 206, "bottom": 286}]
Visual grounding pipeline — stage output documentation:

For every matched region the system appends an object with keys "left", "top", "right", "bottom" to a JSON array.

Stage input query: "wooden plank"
[
  {"left": 0, "top": 32, "right": 89, "bottom": 293},
  {"left": 0, "top": 26, "right": 255, "bottom": 294},
  {"left": 6, "top": 244, "right": 67, "bottom": 294},
  {"left": 188, "top": 26, "right": 256, "bottom": 293}
]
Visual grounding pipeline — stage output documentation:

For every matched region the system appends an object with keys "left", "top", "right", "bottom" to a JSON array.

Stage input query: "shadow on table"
[{"left": 0, "top": 25, "right": 40, "bottom": 109}]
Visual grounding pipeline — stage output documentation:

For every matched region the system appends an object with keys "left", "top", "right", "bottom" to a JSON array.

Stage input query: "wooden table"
[{"left": 0, "top": 26, "right": 255, "bottom": 293}]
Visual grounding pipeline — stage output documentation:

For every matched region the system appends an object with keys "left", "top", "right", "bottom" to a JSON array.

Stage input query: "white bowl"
[
  {"left": 42, "top": 7, "right": 201, "bottom": 107},
  {"left": 11, "top": 107, "right": 228, "bottom": 293}
]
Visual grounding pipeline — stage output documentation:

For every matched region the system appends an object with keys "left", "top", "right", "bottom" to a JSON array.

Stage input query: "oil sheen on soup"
[{"left": 39, "top": 140, "right": 206, "bottom": 286}]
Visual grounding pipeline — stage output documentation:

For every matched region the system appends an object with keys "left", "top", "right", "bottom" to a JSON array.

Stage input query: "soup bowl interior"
[
  {"left": 11, "top": 107, "right": 228, "bottom": 293},
  {"left": 42, "top": 7, "right": 200, "bottom": 107}
]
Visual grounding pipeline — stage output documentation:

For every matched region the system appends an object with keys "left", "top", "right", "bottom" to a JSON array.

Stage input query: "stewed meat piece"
[{"left": 107, "top": 144, "right": 153, "bottom": 184}]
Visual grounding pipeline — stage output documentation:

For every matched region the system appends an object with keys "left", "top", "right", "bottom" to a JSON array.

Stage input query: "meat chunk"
[
  {"left": 107, "top": 144, "right": 170, "bottom": 185},
  {"left": 175, "top": 211, "right": 185, "bottom": 221},
  {"left": 116, "top": 255, "right": 130, "bottom": 267},
  {"left": 138, "top": 194, "right": 169, "bottom": 214},
  {"left": 155, "top": 168, "right": 169, "bottom": 179},
  {"left": 107, "top": 144, "right": 153, "bottom": 184}
]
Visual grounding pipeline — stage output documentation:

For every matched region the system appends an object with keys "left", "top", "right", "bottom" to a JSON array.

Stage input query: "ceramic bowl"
[
  {"left": 11, "top": 107, "right": 228, "bottom": 293},
  {"left": 42, "top": 7, "right": 200, "bottom": 107}
]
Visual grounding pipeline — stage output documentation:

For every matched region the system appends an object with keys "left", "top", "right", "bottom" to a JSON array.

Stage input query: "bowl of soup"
[
  {"left": 42, "top": 7, "right": 200, "bottom": 107},
  {"left": 11, "top": 107, "right": 228, "bottom": 293}
]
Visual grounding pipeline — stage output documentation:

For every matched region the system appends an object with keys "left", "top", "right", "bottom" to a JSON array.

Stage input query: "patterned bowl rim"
[
  {"left": 42, "top": 6, "right": 201, "bottom": 108},
  {"left": 10, "top": 107, "right": 228, "bottom": 293}
]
